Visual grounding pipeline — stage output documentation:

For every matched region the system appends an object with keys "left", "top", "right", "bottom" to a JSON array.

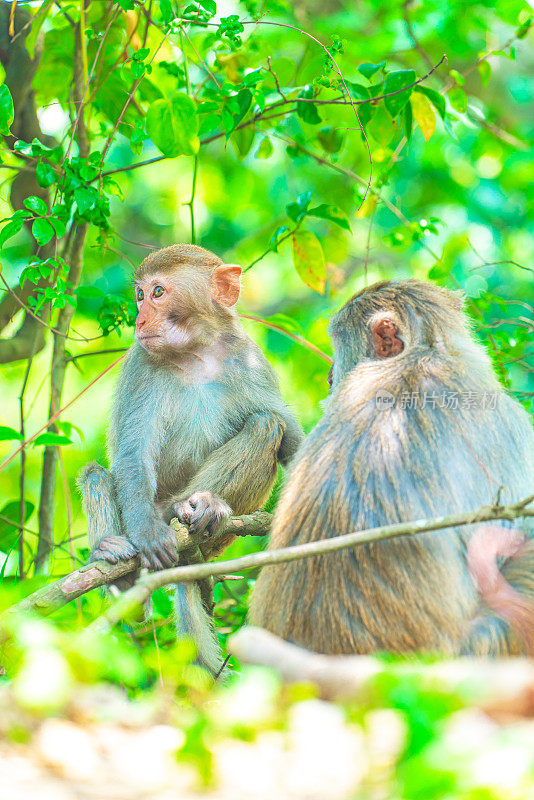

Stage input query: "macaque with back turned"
[
  {"left": 250, "top": 280, "right": 534, "bottom": 656},
  {"left": 79, "top": 244, "right": 303, "bottom": 675}
]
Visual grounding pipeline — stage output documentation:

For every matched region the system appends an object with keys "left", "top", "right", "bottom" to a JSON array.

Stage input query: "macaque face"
[
  {"left": 134, "top": 274, "right": 197, "bottom": 354},
  {"left": 133, "top": 262, "right": 242, "bottom": 356}
]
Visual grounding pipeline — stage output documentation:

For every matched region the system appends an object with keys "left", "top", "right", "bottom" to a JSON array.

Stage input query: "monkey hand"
[
  {"left": 128, "top": 520, "right": 180, "bottom": 571},
  {"left": 173, "top": 491, "right": 231, "bottom": 537},
  {"left": 90, "top": 535, "right": 139, "bottom": 565}
]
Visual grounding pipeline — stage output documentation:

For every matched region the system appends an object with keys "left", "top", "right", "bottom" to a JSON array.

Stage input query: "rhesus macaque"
[
  {"left": 250, "top": 280, "right": 534, "bottom": 657},
  {"left": 79, "top": 244, "right": 303, "bottom": 674}
]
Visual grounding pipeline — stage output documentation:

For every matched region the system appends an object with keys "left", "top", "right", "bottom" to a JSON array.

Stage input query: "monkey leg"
[
  {"left": 462, "top": 525, "right": 534, "bottom": 656},
  {"left": 78, "top": 462, "right": 138, "bottom": 565}
]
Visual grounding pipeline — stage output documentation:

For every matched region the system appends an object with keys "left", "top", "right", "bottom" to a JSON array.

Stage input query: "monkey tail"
[
  {"left": 462, "top": 524, "right": 534, "bottom": 656},
  {"left": 175, "top": 582, "right": 228, "bottom": 679}
]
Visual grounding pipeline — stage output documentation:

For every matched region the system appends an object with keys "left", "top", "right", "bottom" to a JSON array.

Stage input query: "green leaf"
[
  {"left": 74, "top": 186, "right": 96, "bottom": 215},
  {"left": 286, "top": 191, "right": 312, "bottom": 223},
  {"left": 231, "top": 125, "right": 255, "bottom": 158},
  {"left": 316, "top": 126, "right": 344, "bottom": 153},
  {"left": 32, "top": 433, "right": 73, "bottom": 447},
  {"left": 159, "top": 0, "right": 173, "bottom": 24},
  {"left": 415, "top": 86, "right": 446, "bottom": 120},
  {"left": 49, "top": 217, "right": 66, "bottom": 239},
  {"left": 32, "top": 218, "right": 55, "bottom": 245},
  {"left": 234, "top": 88, "right": 252, "bottom": 128},
  {"left": 297, "top": 85, "right": 321, "bottom": 125},
  {"left": 57, "top": 421, "right": 84, "bottom": 443},
  {"left": 291, "top": 230, "right": 326, "bottom": 295},
  {"left": 410, "top": 91, "right": 436, "bottom": 142},
  {"left": 516, "top": 17, "right": 532, "bottom": 39},
  {"left": 36, "top": 161, "right": 56, "bottom": 188},
  {"left": 255, "top": 137, "right": 273, "bottom": 159},
  {"left": 428, "top": 261, "right": 451, "bottom": 280},
  {"left": 358, "top": 61, "right": 385, "bottom": 80},
  {"left": 356, "top": 193, "right": 378, "bottom": 219},
  {"left": 146, "top": 92, "right": 200, "bottom": 157},
  {"left": 478, "top": 61, "right": 491, "bottom": 86},
  {"left": 0, "top": 84, "right": 14, "bottom": 136},
  {"left": 367, "top": 104, "right": 398, "bottom": 145},
  {"left": 347, "top": 82, "right": 370, "bottom": 100},
  {"left": 152, "top": 587, "right": 173, "bottom": 617},
  {"left": 131, "top": 61, "right": 145, "bottom": 79},
  {"left": 0, "top": 426, "right": 23, "bottom": 442},
  {"left": 449, "top": 69, "right": 465, "bottom": 86},
  {"left": 0, "top": 218, "right": 24, "bottom": 248},
  {"left": 0, "top": 500, "right": 35, "bottom": 554},
  {"left": 25, "top": 0, "right": 54, "bottom": 59},
  {"left": 199, "top": 0, "right": 217, "bottom": 14},
  {"left": 24, "top": 196, "right": 48, "bottom": 215},
  {"left": 308, "top": 204, "right": 351, "bottom": 231},
  {"left": 383, "top": 69, "right": 416, "bottom": 117},
  {"left": 448, "top": 86, "right": 467, "bottom": 113},
  {"left": 269, "top": 225, "right": 289, "bottom": 252}
]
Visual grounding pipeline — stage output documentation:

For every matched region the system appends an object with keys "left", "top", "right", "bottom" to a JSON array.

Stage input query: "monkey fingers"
[
  {"left": 90, "top": 535, "right": 138, "bottom": 564},
  {"left": 174, "top": 491, "right": 231, "bottom": 537},
  {"left": 135, "top": 522, "right": 179, "bottom": 571}
]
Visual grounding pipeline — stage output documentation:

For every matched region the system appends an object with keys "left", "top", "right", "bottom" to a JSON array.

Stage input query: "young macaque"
[
  {"left": 80, "top": 244, "right": 303, "bottom": 674},
  {"left": 250, "top": 279, "right": 534, "bottom": 656}
]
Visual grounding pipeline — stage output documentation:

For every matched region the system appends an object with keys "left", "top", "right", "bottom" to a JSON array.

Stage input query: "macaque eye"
[
  {"left": 153, "top": 285, "right": 165, "bottom": 298},
  {"left": 136, "top": 288, "right": 144, "bottom": 302}
]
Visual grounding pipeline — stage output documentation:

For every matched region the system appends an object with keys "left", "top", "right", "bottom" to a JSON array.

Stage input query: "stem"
[
  {"left": 37, "top": 225, "right": 88, "bottom": 572},
  {"left": 184, "top": 154, "right": 198, "bottom": 244},
  {"left": 239, "top": 313, "right": 332, "bottom": 364},
  {"left": 18, "top": 348, "right": 36, "bottom": 579},
  {"left": 179, "top": 26, "right": 191, "bottom": 95},
  {"left": 0, "top": 354, "right": 125, "bottom": 474}
]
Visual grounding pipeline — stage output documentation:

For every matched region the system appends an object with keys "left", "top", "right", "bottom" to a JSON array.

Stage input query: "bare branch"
[
  {"left": 4, "top": 511, "right": 271, "bottom": 617},
  {"left": 87, "top": 495, "right": 534, "bottom": 632},
  {"left": 229, "top": 627, "right": 534, "bottom": 714}
]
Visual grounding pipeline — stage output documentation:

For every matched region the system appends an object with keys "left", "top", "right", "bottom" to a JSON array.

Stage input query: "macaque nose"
[{"left": 135, "top": 306, "right": 148, "bottom": 332}]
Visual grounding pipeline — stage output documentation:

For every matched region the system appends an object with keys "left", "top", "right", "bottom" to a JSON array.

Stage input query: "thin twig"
[{"left": 0, "top": 354, "right": 126, "bottom": 473}]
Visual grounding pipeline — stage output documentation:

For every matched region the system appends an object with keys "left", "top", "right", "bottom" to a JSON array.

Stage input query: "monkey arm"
[
  {"left": 110, "top": 434, "right": 178, "bottom": 570},
  {"left": 169, "top": 411, "right": 286, "bottom": 518},
  {"left": 277, "top": 406, "right": 305, "bottom": 465},
  {"left": 107, "top": 364, "right": 178, "bottom": 569}
]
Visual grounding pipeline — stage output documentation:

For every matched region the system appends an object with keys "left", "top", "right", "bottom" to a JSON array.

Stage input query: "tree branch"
[
  {"left": 229, "top": 627, "right": 534, "bottom": 716},
  {"left": 37, "top": 16, "right": 90, "bottom": 571},
  {"left": 5, "top": 511, "right": 271, "bottom": 617},
  {"left": 84, "top": 496, "right": 534, "bottom": 631}
]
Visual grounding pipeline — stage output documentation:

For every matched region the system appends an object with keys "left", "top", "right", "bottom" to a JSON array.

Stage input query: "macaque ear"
[
  {"left": 372, "top": 317, "right": 404, "bottom": 359},
  {"left": 212, "top": 264, "right": 242, "bottom": 308}
]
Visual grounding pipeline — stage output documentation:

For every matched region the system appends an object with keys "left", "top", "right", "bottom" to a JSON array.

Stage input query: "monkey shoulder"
[{"left": 222, "top": 336, "right": 304, "bottom": 460}]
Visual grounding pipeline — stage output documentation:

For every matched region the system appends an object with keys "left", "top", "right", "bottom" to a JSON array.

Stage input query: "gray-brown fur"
[
  {"left": 79, "top": 244, "right": 303, "bottom": 674},
  {"left": 250, "top": 279, "right": 534, "bottom": 656}
]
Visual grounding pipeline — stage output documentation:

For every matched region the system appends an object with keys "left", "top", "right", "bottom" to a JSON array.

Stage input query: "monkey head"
[
  {"left": 327, "top": 279, "right": 468, "bottom": 388},
  {"left": 133, "top": 244, "right": 242, "bottom": 357}
]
